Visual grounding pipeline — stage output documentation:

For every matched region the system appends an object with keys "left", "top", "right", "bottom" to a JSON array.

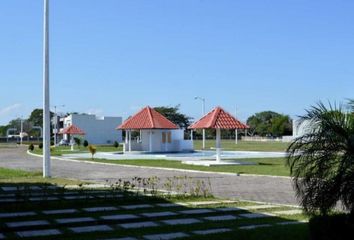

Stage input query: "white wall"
[
  {"left": 125, "top": 129, "right": 193, "bottom": 152},
  {"left": 63, "top": 114, "right": 122, "bottom": 144}
]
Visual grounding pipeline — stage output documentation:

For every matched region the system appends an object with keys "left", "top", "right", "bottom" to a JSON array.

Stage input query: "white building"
[
  {"left": 117, "top": 106, "right": 193, "bottom": 153},
  {"left": 60, "top": 114, "right": 122, "bottom": 145}
]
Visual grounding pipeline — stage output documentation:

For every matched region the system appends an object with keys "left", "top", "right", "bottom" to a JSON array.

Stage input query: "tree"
[
  {"left": 154, "top": 105, "right": 192, "bottom": 128},
  {"left": 113, "top": 141, "right": 119, "bottom": 148},
  {"left": 74, "top": 137, "right": 81, "bottom": 148},
  {"left": 286, "top": 101, "right": 354, "bottom": 216},
  {"left": 28, "top": 109, "right": 54, "bottom": 128},
  {"left": 247, "top": 111, "right": 292, "bottom": 137},
  {"left": 83, "top": 140, "right": 89, "bottom": 147}
]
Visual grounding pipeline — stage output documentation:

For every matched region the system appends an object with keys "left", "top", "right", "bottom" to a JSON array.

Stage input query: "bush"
[
  {"left": 88, "top": 145, "right": 96, "bottom": 160},
  {"left": 309, "top": 214, "right": 354, "bottom": 240},
  {"left": 74, "top": 137, "right": 81, "bottom": 147},
  {"left": 113, "top": 141, "right": 119, "bottom": 148},
  {"left": 28, "top": 144, "right": 34, "bottom": 151},
  {"left": 38, "top": 143, "right": 43, "bottom": 149},
  {"left": 83, "top": 140, "right": 88, "bottom": 147}
]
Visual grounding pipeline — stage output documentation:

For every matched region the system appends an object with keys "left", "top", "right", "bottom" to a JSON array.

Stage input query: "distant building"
[{"left": 57, "top": 114, "right": 122, "bottom": 145}]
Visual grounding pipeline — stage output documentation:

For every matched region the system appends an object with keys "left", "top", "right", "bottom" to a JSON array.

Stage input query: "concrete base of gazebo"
[{"left": 181, "top": 160, "right": 255, "bottom": 167}]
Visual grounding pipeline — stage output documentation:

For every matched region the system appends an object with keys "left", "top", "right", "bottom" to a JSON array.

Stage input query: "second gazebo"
[{"left": 189, "top": 106, "right": 249, "bottom": 162}]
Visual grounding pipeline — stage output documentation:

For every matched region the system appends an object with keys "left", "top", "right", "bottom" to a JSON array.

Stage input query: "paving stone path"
[{"left": 0, "top": 186, "right": 307, "bottom": 239}]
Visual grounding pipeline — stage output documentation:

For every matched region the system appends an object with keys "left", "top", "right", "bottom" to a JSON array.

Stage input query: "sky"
[{"left": 1, "top": 0, "right": 353, "bottom": 125}]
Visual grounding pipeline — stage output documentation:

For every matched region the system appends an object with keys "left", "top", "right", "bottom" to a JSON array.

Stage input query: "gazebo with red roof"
[
  {"left": 59, "top": 124, "right": 85, "bottom": 151},
  {"left": 189, "top": 106, "right": 249, "bottom": 162},
  {"left": 117, "top": 106, "right": 192, "bottom": 153}
]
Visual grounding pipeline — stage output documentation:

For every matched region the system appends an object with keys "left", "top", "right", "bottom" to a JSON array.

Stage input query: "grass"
[
  {"left": 194, "top": 140, "right": 289, "bottom": 152},
  {"left": 31, "top": 145, "right": 123, "bottom": 156},
  {"left": 82, "top": 158, "right": 291, "bottom": 176},
  {"left": 0, "top": 167, "right": 84, "bottom": 185}
]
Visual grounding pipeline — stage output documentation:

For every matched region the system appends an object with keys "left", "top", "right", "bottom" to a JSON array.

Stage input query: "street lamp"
[
  {"left": 53, "top": 104, "right": 65, "bottom": 146},
  {"left": 194, "top": 96, "right": 206, "bottom": 149},
  {"left": 43, "top": 0, "right": 51, "bottom": 178}
]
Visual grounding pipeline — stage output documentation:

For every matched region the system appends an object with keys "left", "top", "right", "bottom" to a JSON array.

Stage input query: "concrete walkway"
[{"left": 0, "top": 146, "right": 298, "bottom": 205}]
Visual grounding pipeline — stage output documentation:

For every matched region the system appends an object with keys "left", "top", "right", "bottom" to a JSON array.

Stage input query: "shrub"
[
  {"left": 309, "top": 214, "right": 354, "bottom": 240},
  {"left": 88, "top": 145, "right": 96, "bottom": 160},
  {"left": 74, "top": 137, "right": 81, "bottom": 147},
  {"left": 83, "top": 140, "right": 88, "bottom": 147},
  {"left": 113, "top": 141, "right": 119, "bottom": 148},
  {"left": 38, "top": 143, "right": 43, "bottom": 149},
  {"left": 28, "top": 144, "right": 34, "bottom": 151}
]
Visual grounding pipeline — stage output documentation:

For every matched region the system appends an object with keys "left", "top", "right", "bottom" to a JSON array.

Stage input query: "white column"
[
  {"left": 125, "top": 130, "right": 128, "bottom": 144},
  {"left": 202, "top": 129, "right": 205, "bottom": 149},
  {"left": 190, "top": 130, "right": 193, "bottom": 141},
  {"left": 216, "top": 128, "right": 221, "bottom": 162},
  {"left": 235, "top": 129, "right": 238, "bottom": 144},
  {"left": 149, "top": 130, "right": 152, "bottom": 152},
  {"left": 43, "top": 0, "right": 51, "bottom": 178},
  {"left": 70, "top": 135, "right": 74, "bottom": 151},
  {"left": 128, "top": 130, "right": 132, "bottom": 152}
]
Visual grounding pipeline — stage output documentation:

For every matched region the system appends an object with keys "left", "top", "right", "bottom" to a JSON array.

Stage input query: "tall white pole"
[
  {"left": 43, "top": 0, "right": 51, "bottom": 178},
  {"left": 202, "top": 99, "right": 205, "bottom": 149},
  {"left": 235, "top": 107, "right": 238, "bottom": 144},
  {"left": 54, "top": 106, "right": 57, "bottom": 146},
  {"left": 20, "top": 117, "right": 23, "bottom": 145},
  {"left": 216, "top": 128, "right": 221, "bottom": 162}
]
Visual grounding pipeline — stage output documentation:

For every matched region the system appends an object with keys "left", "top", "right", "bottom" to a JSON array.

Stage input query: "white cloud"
[
  {"left": 86, "top": 108, "right": 104, "bottom": 116},
  {"left": 0, "top": 103, "right": 21, "bottom": 117}
]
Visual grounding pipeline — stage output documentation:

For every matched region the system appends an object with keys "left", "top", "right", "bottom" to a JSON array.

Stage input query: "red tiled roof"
[
  {"left": 117, "top": 106, "right": 179, "bottom": 130},
  {"left": 59, "top": 124, "right": 85, "bottom": 135},
  {"left": 189, "top": 107, "right": 249, "bottom": 129}
]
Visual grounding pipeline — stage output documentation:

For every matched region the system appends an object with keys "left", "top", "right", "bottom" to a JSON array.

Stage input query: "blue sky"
[{"left": 1, "top": 0, "right": 353, "bottom": 125}]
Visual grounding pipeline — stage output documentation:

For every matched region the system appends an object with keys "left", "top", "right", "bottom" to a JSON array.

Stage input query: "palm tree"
[{"left": 286, "top": 101, "right": 354, "bottom": 216}]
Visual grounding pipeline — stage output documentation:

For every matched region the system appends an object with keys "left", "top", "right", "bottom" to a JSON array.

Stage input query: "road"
[{"left": 0, "top": 145, "right": 298, "bottom": 205}]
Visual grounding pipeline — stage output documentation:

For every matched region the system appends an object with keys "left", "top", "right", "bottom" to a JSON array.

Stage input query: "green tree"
[
  {"left": 154, "top": 105, "right": 191, "bottom": 128},
  {"left": 28, "top": 109, "right": 54, "bottom": 128},
  {"left": 247, "top": 111, "right": 292, "bottom": 136},
  {"left": 286, "top": 101, "right": 354, "bottom": 216},
  {"left": 83, "top": 140, "right": 89, "bottom": 147},
  {"left": 74, "top": 137, "right": 81, "bottom": 148}
]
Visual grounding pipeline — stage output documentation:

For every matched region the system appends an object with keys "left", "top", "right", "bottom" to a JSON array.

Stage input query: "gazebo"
[
  {"left": 59, "top": 124, "right": 85, "bottom": 151},
  {"left": 117, "top": 106, "right": 192, "bottom": 153},
  {"left": 189, "top": 106, "right": 249, "bottom": 162}
]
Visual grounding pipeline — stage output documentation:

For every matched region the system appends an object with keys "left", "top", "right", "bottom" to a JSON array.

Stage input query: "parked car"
[{"left": 58, "top": 139, "right": 69, "bottom": 146}]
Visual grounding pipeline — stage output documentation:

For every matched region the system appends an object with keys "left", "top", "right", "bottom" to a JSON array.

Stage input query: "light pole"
[
  {"left": 43, "top": 0, "right": 51, "bottom": 178},
  {"left": 20, "top": 116, "right": 24, "bottom": 145},
  {"left": 194, "top": 96, "right": 206, "bottom": 149},
  {"left": 53, "top": 105, "right": 65, "bottom": 146},
  {"left": 235, "top": 107, "right": 238, "bottom": 144}
]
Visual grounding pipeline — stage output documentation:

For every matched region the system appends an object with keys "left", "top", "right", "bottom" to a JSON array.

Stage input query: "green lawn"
[
  {"left": 0, "top": 167, "right": 83, "bottom": 185},
  {"left": 83, "top": 158, "right": 290, "bottom": 176},
  {"left": 194, "top": 140, "right": 289, "bottom": 152},
  {"left": 32, "top": 145, "right": 123, "bottom": 156}
]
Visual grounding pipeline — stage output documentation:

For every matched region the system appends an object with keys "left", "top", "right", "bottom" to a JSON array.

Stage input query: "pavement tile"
[
  {"left": 70, "top": 225, "right": 113, "bottom": 233},
  {"left": 0, "top": 211, "right": 36, "bottom": 218},
  {"left": 179, "top": 209, "right": 214, "bottom": 215},
  {"left": 239, "top": 213, "right": 273, "bottom": 219},
  {"left": 192, "top": 228, "right": 232, "bottom": 235},
  {"left": 162, "top": 218, "right": 201, "bottom": 225},
  {"left": 6, "top": 220, "right": 49, "bottom": 228},
  {"left": 203, "top": 215, "right": 238, "bottom": 221},
  {"left": 100, "top": 214, "right": 139, "bottom": 221},
  {"left": 156, "top": 203, "right": 181, "bottom": 208},
  {"left": 239, "top": 224, "right": 272, "bottom": 230},
  {"left": 216, "top": 207, "right": 243, "bottom": 212},
  {"left": 272, "top": 209, "right": 303, "bottom": 215},
  {"left": 55, "top": 217, "right": 95, "bottom": 224},
  {"left": 83, "top": 206, "right": 118, "bottom": 212},
  {"left": 119, "top": 221, "right": 159, "bottom": 229},
  {"left": 141, "top": 211, "right": 177, "bottom": 218},
  {"left": 121, "top": 204, "right": 153, "bottom": 210},
  {"left": 16, "top": 229, "right": 61, "bottom": 237},
  {"left": 143, "top": 232, "right": 189, "bottom": 240},
  {"left": 42, "top": 209, "right": 78, "bottom": 215}
]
